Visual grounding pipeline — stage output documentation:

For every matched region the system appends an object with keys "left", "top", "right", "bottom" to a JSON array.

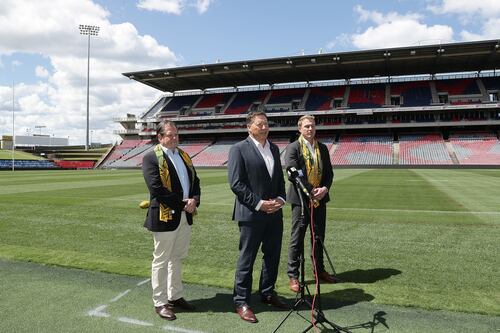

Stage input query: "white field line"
[
  {"left": 137, "top": 278, "right": 150, "bottom": 286},
  {"left": 118, "top": 317, "right": 154, "bottom": 326},
  {"left": 110, "top": 289, "right": 130, "bottom": 302},
  {"left": 87, "top": 280, "right": 207, "bottom": 333},
  {"left": 87, "top": 304, "right": 110, "bottom": 318},
  {"left": 164, "top": 324, "right": 207, "bottom": 333}
]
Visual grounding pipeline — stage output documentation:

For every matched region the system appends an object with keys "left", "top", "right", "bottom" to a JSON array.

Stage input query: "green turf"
[
  {"left": 0, "top": 169, "right": 499, "bottom": 317},
  {"left": 0, "top": 149, "right": 44, "bottom": 160},
  {"left": 2, "top": 260, "right": 498, "bottom": 333}
]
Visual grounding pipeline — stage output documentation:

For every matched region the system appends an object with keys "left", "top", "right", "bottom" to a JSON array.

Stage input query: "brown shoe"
[
  {"left": 261, "top": 294, "right": 289, "bottom": 309},
  {"left": 289, "top": 278, "right": 300, "bottom": 293},
  {"left": 318, "top": 271, "right": 341, "bottom": 284},
  {"left": 167, "top": 297, "right": 195, "bottom": 311},
  {"left": 155, "top": 305, "right": 176, "bottom": 320},
  {"left": 235, "top": 304, "right": 258, "bottom": 323}
]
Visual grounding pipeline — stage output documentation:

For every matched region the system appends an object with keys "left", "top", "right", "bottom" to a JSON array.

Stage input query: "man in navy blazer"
[
  {"left": 142, "top": 121, "right": 200, "bottom": 321},
  {"left": 228, "top": 111, "right": 288, "bottom": 324}
]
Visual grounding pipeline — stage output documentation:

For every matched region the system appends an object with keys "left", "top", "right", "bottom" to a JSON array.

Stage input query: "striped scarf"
[
  {"left": 299, "top": 135, "right": 322, "bottom": 188},
  {"left": 154, "top": 144, "right": 195, "bottom": 222}
]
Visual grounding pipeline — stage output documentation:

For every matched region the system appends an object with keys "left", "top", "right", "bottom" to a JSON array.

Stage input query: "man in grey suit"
[
  {"left": 227, "top": 111, "right": 288, "bottom": 323},
  {"left": 284, "top": 115, "right": 337, "bottom": 294}
]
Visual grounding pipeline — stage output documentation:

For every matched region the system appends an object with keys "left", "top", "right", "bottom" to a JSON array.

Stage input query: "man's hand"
[
  {"left": 183, "top": 198, "right": 197, "bottom": 214},
  {"left": 260, "top": 198, "right": 285, "bottom": 214},
  {"left": 312, "top": 187, "right": 328, "bottom": 201}
]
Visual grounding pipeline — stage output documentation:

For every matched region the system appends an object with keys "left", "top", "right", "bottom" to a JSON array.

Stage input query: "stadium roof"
[{"left": 123, "top": 39, "right": 500, "bottom": 93}]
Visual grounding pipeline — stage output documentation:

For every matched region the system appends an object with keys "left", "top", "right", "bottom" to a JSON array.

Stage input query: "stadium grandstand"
[
  {"left": 0, "top": 134, "right": 111, "bottom": 170},
  {"left": 106, "top": 40, "right": 498, "bottom": 168}
]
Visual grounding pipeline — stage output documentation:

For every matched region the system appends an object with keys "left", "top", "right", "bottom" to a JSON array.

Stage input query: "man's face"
[
  {"left": 158, "top": 125, "right": 178, "bottom": 150},
  {"left": 248, "top": 115, "right": 269, "bottom": 142},
  {"left": 299, "top": 118, "right": 316, "bottom": 142}
]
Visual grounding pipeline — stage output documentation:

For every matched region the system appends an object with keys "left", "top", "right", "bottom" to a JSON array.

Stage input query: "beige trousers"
[{"left": 151, "top": 212, "right": 191, "bottom": 307}]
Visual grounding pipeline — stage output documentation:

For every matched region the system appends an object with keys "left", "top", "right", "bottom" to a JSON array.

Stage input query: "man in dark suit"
[
  {"left": 228, "top": 111, "right": 288, "bottom": 323},
  {"left": 142, "top": 120, "right": 200, "bottom": 321},
  {"left": 285, "top": 115, "right": 337, "bottom": 294}
]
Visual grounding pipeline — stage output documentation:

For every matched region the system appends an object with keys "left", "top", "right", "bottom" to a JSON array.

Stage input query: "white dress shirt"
[
  {"left": 161, "top": 146, "right": 189, "bottom": 200},
  {"left": 248, "top": 135, "right": 284, "bottom": 211}
]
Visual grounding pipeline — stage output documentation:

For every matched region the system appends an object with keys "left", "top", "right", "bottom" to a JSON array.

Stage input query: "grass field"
[
  {"left": 0, "top": 168, "right": 499, "bottom": 322},
  {"left": 0, "top": 149, "right": 44, "bottom": 160}
]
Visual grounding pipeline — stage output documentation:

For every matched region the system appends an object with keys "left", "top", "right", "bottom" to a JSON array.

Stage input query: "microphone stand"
[{"left": 273, "top": 181, "right": 351, "bottom": 333}]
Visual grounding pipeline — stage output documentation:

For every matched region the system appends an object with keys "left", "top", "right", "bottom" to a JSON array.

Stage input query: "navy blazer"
[
  {"left": 142, "top": 149, "right": 201, "bottom": 232},
  {"left": 227, "top": 137, "right": 286, "bottom": 222},
  {"left": 284, "top": 140, "right": 333, "bottom": 206}
]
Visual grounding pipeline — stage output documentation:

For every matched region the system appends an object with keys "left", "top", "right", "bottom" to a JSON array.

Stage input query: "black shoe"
[
  {"left": 167, "top": 297, "right": 195, "bottom": 311},
  {"left": 261, "top": 294, "right": 288, "bottom": 309}
]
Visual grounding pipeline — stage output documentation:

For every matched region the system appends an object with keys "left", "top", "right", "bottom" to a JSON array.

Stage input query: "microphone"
[{"left": 286, "top": 166, "right": 312, "bottom": 198}]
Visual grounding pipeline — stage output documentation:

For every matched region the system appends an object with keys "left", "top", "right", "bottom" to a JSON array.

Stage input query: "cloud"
[
  {"left": 137, "top": 0, "right": 213, "bottom": 15},
  {"left": 137, "top": 0, "right": 183, "bottom": 15},
  {"left": 346, "top": 6, "right": 453, "bottom": 49},
  {"left": 35, "top": 66, "right": 49, "bottom": 78},
  {"left": 0, "top": 0, "right": 178, "bottom": 144},
  {"left": 195, "top": 0, "right": 212, "bottom": 14},
  {"left": 428, "top": 0, "right": 500, "bottom": 40},
  {"left": 460, "top": 17, "right": 500, "bottom": 41},
  {"left": 428, "top": 0, "right": 500, "bottom": 18}
]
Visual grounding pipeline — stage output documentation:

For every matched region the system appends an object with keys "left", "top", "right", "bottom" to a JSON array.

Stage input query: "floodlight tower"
[{"left": 79, "top": 24, "right": 100, "bottom": 151}]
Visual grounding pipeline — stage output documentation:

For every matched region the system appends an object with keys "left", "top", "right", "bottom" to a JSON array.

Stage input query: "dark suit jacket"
[
  {"left": 142, "top": 149, "right": 201, "bottom": 232},
  {"left": 284, "top": 140, "right": 333, "bottom": 206},
  {"left": 228, "top": 137, "right": 286, "bottom": 222}
]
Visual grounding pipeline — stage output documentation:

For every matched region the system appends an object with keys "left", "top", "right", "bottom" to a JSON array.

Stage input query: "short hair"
[
  {"left": 156, "top": 120, "right": 177, "bottom": 136},
  {"left": 246, "top": 111, "right": 267, "bottom": 126},
  {"left": 297, "top": 115, "right": 315, "bottom": 127}
]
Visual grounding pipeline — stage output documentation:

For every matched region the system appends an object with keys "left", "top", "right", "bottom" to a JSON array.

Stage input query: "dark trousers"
[
  {"left": 287, "top": 203, "right": 327, "bottom": 279},
  {"left": 233, "top": 219, "right": 283, "bottom": 307}
]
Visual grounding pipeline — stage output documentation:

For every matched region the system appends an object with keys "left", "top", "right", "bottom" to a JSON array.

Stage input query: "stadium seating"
[
  {"left": 331, "top": 134, "right": 393, "bottom": 165},
  {"left": 0, "top": 159, "right": 56, "bottom": 169},
  {"left": 53, "top": 160, "right": 95, "bottom": 169},
  {"left": 271, "top": 138, "right": 290, "bottom": 165},
  {"left": 435, "top": 78, "right": 480, "bottom": 96},
  {"left": 101, "top": 139, "right": 144, "bottom": 168},
  {"left": 264, "top": 88, "right": 305, "bottom": 112},
  {"left": 482, "top": 76, "right": 500, "bottom": 91},
  {"left": 348, "top": 84, "right": 385, "bottom": 109},
  {"left": 399, "top": 134, "right": 453, "bottom": 165},
  {"left": 449, "top": 133, "right": 500, "bottom": 165},
  {"left": 266, "top": 88, "right": 306, "bottom": 104},
  {"left": 143, "top": 96, "right": 169, "bottom": 118},
  {"left": 391, "top": 81, "right": 432, "bottom": 106},
  {"left": 305, "top": 86, "right": 346, "bottom": 111},
  {"left": 194, "top": 93, "right": 233, "bottom": 109},
  {"left": 224, "top": 91, "right": 268, "bottom": 114},
  {"left": 162, "top": 95, "right": 199, "bottom": 112},
  {"left": 178, "top": 141, "right": 212, "bottom": 157},
  {"left": 191, "top": 140, "right": 237, "bottom": 166}
]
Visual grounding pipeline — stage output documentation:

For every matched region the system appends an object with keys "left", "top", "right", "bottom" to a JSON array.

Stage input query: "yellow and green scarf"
[
  {"left": 299, "top": 135, "right": 322, "bottom": 188},
  {"left": 140, "top": 144, "right": 195, "bottom": 223}
]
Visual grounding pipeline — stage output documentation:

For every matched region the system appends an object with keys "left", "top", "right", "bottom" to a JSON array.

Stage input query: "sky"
[{"left": 0, "top": 0, "right": 499, "bottom": 145}]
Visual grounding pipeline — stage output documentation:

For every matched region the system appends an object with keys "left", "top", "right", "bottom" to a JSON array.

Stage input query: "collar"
[
  {"left": 161, "top": 145, "right": 177, "bottom": 156},
  {"left": 249, "top": 135, "right": 268, "bottom": 148}
]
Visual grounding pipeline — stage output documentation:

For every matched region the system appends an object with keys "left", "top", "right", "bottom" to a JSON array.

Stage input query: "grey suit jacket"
[
  {"left": 227, "top": 137, "right": 286, "bottom": 222},
  {"left": 284, "top": 140, "right": 333, "bottom": 206}
]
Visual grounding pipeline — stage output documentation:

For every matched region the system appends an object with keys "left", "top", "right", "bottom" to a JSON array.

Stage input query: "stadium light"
[
  {"left": 79, "top": 24, "right": 100, "bottom": 151},
  {"left": 35, "top": 125, "right": 46, "bottom": 135},
  {"left": 12, "top": 82, "right": 14, "bottom": 171}
]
